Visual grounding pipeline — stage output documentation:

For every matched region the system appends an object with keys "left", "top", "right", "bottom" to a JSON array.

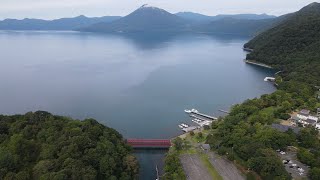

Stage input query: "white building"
[
  {"left": 297, "top": 109, "right": 311, "bottom": 120},
  {"left": 308, "top": 115, "right": 318, "bottom": 122}
]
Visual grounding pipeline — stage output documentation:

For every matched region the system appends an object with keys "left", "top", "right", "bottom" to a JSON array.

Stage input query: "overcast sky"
[{"left": 0, "top": 0, "right": 318, "bottom": 20}]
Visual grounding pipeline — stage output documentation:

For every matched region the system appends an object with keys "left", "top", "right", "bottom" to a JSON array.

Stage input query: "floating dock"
[
  {"left": 182, "top": 126, "right": 198, "bottom": 132},
  {"left": 243, "top": 47, "right": 254, "bottom": 52},
  {"left": 264, "top": 77, "right": 276, "bottom": 82},
  {"left": 190, "top": 110, "right": 218, "bottom": 120},
  {"left": 245, "top": 60, "right": 273, "bottom": 69},
  {"left": 219, "top": 109, "right": 229, "bottom": 114}
]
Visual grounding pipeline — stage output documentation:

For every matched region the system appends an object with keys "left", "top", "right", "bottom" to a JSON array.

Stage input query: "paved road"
[
  {"left": 207, "top": 152, "right": 245, "bottom": 180},
  {"left": 180, "top": 154, "right": 212, "bottom": 180}
]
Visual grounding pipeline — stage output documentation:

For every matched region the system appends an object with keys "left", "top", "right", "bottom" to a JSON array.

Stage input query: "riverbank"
[{"left": 245, "top": 60, "right": 273, "bottom": 69}]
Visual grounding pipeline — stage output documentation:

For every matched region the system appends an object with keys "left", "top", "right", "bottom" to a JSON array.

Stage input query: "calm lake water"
[{"left": 0, "top": 31, "right": 276, "bottom": 179}]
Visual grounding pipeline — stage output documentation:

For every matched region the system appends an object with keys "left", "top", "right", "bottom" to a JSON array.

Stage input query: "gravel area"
[
  {"left": 278, "top": 150, "right": 309, "bottom": 179},
  {"left": 180, "top": 154, "right": 212, "bottom": 180},
  {"left": 207, "top": 152, "right": 245, "bottom": 180}
]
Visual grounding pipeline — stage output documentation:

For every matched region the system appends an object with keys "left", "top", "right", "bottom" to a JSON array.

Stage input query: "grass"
[
  {"left": 200, "top": 153, "right": 223, "bottom": 180},
  {"left": 180, "top": 148, "right": 197, "bottom": 155}
]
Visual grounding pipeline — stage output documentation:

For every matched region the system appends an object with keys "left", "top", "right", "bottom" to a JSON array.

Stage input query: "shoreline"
[{"left": 244, "top": 60, "right": 273, "bottom": 69}]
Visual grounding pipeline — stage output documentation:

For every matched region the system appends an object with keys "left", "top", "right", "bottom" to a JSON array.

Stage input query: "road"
[
  {"left": 207, "top": 152, "right": 245, "bottom": 180},
  {"left": 180, "top": 154, "right": 212, "bottom": 180}
]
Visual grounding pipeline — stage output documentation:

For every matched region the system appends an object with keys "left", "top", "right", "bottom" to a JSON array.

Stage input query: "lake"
[{"left": 0, "top": 31, "right": 276, "bottom": 179}]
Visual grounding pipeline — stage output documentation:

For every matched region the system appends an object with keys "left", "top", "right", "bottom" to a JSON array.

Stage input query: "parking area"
[
  {"left": 278, "top": 149, "right": 309, "bottom": 179},
  {"left": 180, "top": 154, "right": 212, "bottom": 180},
  {"left": 207, "top": 152, "right": 245, "bottom": 180}
]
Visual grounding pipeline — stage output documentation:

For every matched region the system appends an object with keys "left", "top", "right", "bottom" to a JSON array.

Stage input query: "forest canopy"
[
  {"left": 0, "top": 111, "right": 139, "bottom": 180},
  {"left": 205, "top": 2, "right": 320, "bottom": 179},
  {"left": 244, "top": 2, "right": 320, "bottom": 86}
]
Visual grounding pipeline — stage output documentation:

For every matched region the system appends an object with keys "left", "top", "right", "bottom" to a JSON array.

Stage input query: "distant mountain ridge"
[
  {"left": 80, "top": 5, "right": 279, "bottom": 35},
  {"left": 175, "top": 12, "right": 276, "bottom": 22},
  {"left": 0, "top": 15, "right": 121, "bottom": 30},
  {"left": 81, "top": 5, "right": 189, "bottom": 33},
  {"left": 0, "top": 5, "right": 279, "bottom": 35}
]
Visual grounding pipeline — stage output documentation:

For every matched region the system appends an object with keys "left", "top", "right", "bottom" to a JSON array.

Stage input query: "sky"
[{"left": 0, "top": 0, "right": 318, "bottom": 20}]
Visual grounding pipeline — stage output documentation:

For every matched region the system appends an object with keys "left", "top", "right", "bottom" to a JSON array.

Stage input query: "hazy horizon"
[{"left": 0, "top": 0, "right": 318, "bottom": 20}]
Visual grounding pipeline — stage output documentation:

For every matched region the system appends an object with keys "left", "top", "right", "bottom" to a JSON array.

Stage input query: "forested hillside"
[
  {"left": 0, "top": 111, "right": 138, "bottom": 180},
  {"left": 203, "top": 2, "right": 320, "bottom": 180},
  {"left": 245, "top": 2, "right": 320, "bottom": 85}
]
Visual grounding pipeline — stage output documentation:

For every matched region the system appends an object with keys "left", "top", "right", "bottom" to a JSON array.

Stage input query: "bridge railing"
[{"left": 126, "top": 139, "right": 171, "bottom": 148}]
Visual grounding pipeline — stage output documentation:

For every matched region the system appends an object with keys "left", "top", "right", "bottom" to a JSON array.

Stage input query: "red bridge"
[{"left": 126, "top": 139, "right": 171, "bottom": 149}]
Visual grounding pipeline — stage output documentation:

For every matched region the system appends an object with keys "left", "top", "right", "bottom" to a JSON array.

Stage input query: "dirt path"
[
  {"left": 180, "top": 154, "right": 212, "bottom": 180},
  {"left": 207, "top": 152, "right": 245, "bottom": 180}
]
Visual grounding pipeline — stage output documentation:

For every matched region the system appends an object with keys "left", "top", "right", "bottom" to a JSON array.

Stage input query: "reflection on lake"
[{"left": 0, "top": 31, "right": 275, "bottom": 179}]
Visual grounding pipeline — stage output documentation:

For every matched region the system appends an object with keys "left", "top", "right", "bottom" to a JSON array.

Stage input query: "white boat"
[
  {"left": 264, "top": 77, "right": 275, "bottom": 82},
  {"left": 184, "top": 109, "right": 191, "bottom": 113},
  {"left": 178, "top": 125, "right": 184, "bottom": 128},
  {"left": 181, "top": 123, "right": 189, "bottom": 128},
  {"left": 191, "top": 109, "right": 198, "bottom": 113},
  {"left": 194, "top": 119, "right": 202, "bottom": 123}
]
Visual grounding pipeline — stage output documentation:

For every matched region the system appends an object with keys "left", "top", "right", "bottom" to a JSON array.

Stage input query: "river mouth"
[{"left": 0, "top": 31, "right": 276, "bottom": 179}]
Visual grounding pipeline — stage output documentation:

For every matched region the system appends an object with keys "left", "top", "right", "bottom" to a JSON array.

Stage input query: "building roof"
[
  {"left": 306, "top": 119, "right": 317, "bottom": 124},
  {"left": 202, "top": 144, "right": 211, "bottom": 150},
  {"left": 308, "top": 115, "right": 318, "bottom": 121},
  {"left": 300, "top": 109, "right": 310, "bottom": 116},
  {"left": 291, "top": 115, "right": 300, "bottom": 121},
  {"left": 271, "top": 123, "right": 300, "bottom": 134}
]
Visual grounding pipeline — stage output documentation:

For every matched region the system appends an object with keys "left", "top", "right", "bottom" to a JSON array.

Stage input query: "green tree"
[
  {"left": 309, "top": 167, "right": 320, "bottom": 180},
  {"left": 173, "top": 137, "right": 183, "bottom": 151},
  {"left": 189, "top": 131, "right": 195, "bottom": 136}
]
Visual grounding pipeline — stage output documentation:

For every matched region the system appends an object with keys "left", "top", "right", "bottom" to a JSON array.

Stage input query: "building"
[
  {"left": 308, "top": 115, "right": 318, "bottom": 122},
  {"left": 304, "top": 119, "right": 317, "bottom": 126},
  {"left": 291, "top": 115, "right": 300, "bottom": 122},
  {"left": 201, "top": 144, "right": 211, "bottom": 151},
  {"left": 271, "top": 123, "right": 300, "bottom": 134},
  {"left": 292, "top": 109, "right": 319, "bottom": 127},
  {"left": 297, "top": 109, "right": 310, "bottom": 120}
]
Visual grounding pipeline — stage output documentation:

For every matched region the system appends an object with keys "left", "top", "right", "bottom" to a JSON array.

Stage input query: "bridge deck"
[{"left": 127, "top": 139, "right": 171, "bottom": 149}]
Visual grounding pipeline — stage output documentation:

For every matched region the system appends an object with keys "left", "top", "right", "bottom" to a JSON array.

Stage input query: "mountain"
[
  {"left": 212, "top": 13, "right": 276, "bottom": 20},
  {"left": 195, "top": 17, "right": 277, "bottom": 35},
  {"left": 0, "top": 5, "right": 278, "bottom": 36},
  {"left": 81, "top": 5, "right": 189, "bottom": 33},
  {"left": 244, "top": 2, "right": 320, "bottom": 85},
  {"left": 175, "top": 12, "right": 212, "bottom": 22},
  {"left": 0, "top": 15, "right": 121, "bottom": 30},
  {"left": 176, "top": 12, "right": 276, "bottom": 22},
  {"left": 81, "top": 5, "right": 278, "bottom": 35}
]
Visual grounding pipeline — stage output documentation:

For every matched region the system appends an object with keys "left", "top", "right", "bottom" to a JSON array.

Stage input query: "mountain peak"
[
  {"left": 300, "top": 2, "right": 320, "bottom": 13},
  {"left": 140, "top": 4, "right": 156, "bottom": 9},
  {"left": 138, "top": 4, "right": 165, "bottom": 11},
  {"left": 306, "top": 2, "right": 320, "bottom": 7},
  {"left": 77, "top": 15, "right": 87, "bottom": 18}
]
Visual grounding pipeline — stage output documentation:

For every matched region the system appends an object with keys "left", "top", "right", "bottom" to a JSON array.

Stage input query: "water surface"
[{"left": 0, "top": 31, "right": 276, "bottom": 179}]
